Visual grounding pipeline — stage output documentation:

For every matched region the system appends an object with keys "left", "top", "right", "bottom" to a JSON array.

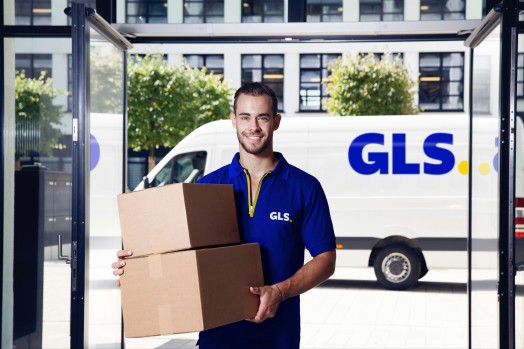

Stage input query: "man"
[{"left": 113, "top": 82, "right": 336, "bottom": 349}]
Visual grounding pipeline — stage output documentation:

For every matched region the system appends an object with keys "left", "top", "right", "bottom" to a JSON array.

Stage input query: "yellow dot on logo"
[
  {"left": 289, "top": 220, "right": 292, "bottom": 223},
  {"left": 458, "top": 160, "right": 468, "bottom": 175},
  {"left": 479, "top": 162, "right": 491, "bottom": 175}
]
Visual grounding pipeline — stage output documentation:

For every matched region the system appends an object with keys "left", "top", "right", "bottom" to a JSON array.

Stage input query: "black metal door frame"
[{"left": 498, "top": 1, "right": 520, "bottom": 348}]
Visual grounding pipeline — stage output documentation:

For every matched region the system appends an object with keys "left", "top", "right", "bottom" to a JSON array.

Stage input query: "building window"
[
  {"left": 15, "top": 0, "right": 52, "bottom": 25},
  {"left": 363, "top": 52, "right": 404, "bottom": 64},
  {"left": 241, "top": 54, "right": 284, "bottom": 111},
  {"left": 299, "top": 54, "right": 340, "bottom": 111},
  {"left": 360, "top": 0, "right": 403, "bottom": 21},
  {"left": 419, "top": 52, "right": 464, "bottom": 112},
  {"left": 184, "top": 54, "right": 224, "bottom": 76},
  {"left": 307, "top": 0, "right": 343, "bottom": 22},
  {"left": 15, "top": 54, "right": 53, "bottom": 79},
  {"left": 420, "top": 0, "right": 465, "bottom": 20},
  {"left": 242, "top": 0, "right": 284, "bottom": 23},
  {"left": 184, "top": 0, "right": 224, "bottom": 23},
  {"left": 126, "top": 0, "right": 167, "bottom": 23}
]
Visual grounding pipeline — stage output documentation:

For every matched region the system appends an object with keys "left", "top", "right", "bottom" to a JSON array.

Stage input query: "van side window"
[{"left": 151, "top": 151, "right": 207, "bottom": 187}]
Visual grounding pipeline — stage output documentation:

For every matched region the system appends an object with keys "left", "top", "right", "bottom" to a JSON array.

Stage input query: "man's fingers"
[
  {"left": 111, "top": 260, "right": 126, "bottom": 269},
  {"left": 116, "top": 280, "right": 121, "bottom": 287},
  {"left": 113, "top": 268, "right": 124, "bottom": 276},
  {"left": 116, "top": 250, "right": 132, "bottom": 258}
]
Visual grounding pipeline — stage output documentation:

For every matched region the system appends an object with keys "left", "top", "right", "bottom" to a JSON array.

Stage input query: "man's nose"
[{"left": 248, "top": 118, "right": 261, "bottom": 130}]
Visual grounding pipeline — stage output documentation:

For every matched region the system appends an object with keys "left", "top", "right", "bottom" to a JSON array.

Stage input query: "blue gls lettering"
[
  {"left": 423, "top": 133, "right": 455, "bottom": 175},
  {"left": 393, "top": 133, "right": 419, "bottom": 174},
  {"left": 348, "top": 133, "right": 388, "bottom": 175},
  {"left": 348, "top": 132, "right": 456, "bottom": 175}
]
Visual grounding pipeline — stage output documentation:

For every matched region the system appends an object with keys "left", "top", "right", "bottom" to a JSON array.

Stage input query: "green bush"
[
  {"left": 127, "top": 54, "right": 234, "bottom": 171},
  {"left": 15, "top": 71, "right": 65, "bottom": 158},
  {"left": 325, "top": 53, "right": 418, "bottom": 116}
]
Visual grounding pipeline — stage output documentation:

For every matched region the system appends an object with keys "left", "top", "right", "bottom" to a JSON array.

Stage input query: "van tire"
[{"left": 373, "top": 244, "right": 421, "bottom": 290}]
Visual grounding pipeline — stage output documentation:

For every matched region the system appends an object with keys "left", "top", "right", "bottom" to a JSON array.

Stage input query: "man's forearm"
[{"left": 276, "top": 249, "right": 336, "bottom": 301}]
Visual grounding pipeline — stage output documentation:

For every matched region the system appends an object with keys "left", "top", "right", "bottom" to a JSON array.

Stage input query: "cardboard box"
[
  {"left": 120, "top": 243, "right": 264, "bottom": 337},
  {"left": 117, "top": 183, "right": 240, "bottom": 256}
]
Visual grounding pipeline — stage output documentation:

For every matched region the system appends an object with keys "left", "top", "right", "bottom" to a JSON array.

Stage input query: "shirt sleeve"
[{"left": 301, "top": 178, "right": 337, "bottom": 257}]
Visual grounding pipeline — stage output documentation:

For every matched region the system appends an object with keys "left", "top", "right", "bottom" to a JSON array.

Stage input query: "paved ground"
[{"left": 44, "top": 261, "right": 524, "bottom": 349}]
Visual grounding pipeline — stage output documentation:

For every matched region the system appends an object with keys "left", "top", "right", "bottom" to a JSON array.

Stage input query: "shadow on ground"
[{"left": 319, "top": 278, "right": 468, "bottom": 294}]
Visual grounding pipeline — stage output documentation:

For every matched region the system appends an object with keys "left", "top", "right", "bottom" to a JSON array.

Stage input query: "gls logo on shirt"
[{"left": 270, "top": 212, "right": 292, "bottom": 223}]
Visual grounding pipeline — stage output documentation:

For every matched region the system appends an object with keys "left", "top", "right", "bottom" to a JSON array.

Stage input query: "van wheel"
[{"left": 373, "top": 244, "right": 421, "bottom": 290}]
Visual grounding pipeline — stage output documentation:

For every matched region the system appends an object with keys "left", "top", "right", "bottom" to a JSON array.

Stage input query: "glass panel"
[
  {"left": 6, "top": 37, "right": 72, "bottom": 349},
  {"left": 88, "top": 29, "right": 125, "bottom": 347},
  {"left": 470, "top": 27, "right": 500, "bottom": 349},
  {"left": 301, "top": 54, "right": 321, "bottom": 68},
  {"left": 184, "top": 3, "right": 204, "bottom": 16}
]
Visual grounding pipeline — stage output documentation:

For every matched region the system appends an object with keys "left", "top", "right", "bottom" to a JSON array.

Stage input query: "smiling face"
[{"left": 231, "top": 93, "right": 281, "bottom": 157}]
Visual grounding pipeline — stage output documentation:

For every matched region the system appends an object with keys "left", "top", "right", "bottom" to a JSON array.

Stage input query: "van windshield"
[{"left": 151, "top": 151, "right": 207, "bottom": 187}]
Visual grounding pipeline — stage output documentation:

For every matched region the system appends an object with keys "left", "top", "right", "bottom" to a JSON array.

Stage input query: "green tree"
[
  {"left": 127, "top": 54, "right": 234, "bottom": 171},
  {"left": 15, "top": 71, "right": 65, "bottom": 162},
  {"left": 325, "top": 53, "right": 418, "bottom": 116}
]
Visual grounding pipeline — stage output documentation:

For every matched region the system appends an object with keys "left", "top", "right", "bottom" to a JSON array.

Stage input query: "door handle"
[{"left": 58, "top": 234, "right": 71, "bottom": 264}]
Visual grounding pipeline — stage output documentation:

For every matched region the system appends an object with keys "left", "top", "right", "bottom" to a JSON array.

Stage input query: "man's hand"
[
  {"left": 111, "top": 250, "right": 133, "bottom": 287},
  {"left": 247, "top": 284, "right": 283, "bottom": 323}
]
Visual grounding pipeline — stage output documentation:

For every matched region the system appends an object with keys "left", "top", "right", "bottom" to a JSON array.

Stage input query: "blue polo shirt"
[{"left": 197, "top": 152, "right": 336, "bottom": 349}]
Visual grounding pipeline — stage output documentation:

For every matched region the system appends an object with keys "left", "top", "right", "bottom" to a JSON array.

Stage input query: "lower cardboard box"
[{"left": 119, "top": 243, "right": 264, "bottom": 338}]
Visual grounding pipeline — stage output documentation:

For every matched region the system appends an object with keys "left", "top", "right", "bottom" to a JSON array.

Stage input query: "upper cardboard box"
[{"left": 117, "top": 183, "right": 240, "bottom": 256}]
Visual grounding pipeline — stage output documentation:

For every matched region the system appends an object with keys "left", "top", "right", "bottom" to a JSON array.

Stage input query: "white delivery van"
[{"left": 135, "top": 114, "right": 524, "bottom": 290}]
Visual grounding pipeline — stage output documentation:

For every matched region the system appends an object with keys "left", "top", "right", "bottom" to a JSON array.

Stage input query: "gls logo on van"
[
  {"left": 270, "top": 212, "right": 292, "bottom": 222},
  {"left": 348, "top": 133, "right": 455, "bottom": 175}
]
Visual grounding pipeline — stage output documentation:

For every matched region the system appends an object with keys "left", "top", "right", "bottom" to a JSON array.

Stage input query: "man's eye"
[{"left": 258, "top": 117, "right": 270, "bottom": 122}]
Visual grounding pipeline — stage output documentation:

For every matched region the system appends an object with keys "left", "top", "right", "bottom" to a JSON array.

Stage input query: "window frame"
[
  {"left": 299, "top": 53, "right": 341, "bottom": 112},
  {"left": 359, "top": 0, "right": 404, "bottom": 22},
  {"left": 241, "top": 54, "right": 285, "bottom": 112},
  {"left": 183, "top": 54, "right": 225, "bottom": 76},
  {"left": 126, "top": 0, "right": 168, "bottom": 24},
  {"left": 420, "top": 0, "right": 465, "bottom": 21},
  {"left": 418, "top": 52, "right": 465, "bottom": 112},
  {"left": 183, "top": 0, "right": 225, "bottom": 23},
  {"left": 306, "top": 0, "right": 343, "bottom": 22},
  {"left": 241, "top": 0, "right": 285, "bottom": 23}
]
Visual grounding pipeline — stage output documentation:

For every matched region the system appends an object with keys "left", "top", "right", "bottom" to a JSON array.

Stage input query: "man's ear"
[
  {"left": 273, "top": 114, "right": 282, "bottom": 131},
  {"left": 230, "top": 112, "right": 237, "bottom": 129}
]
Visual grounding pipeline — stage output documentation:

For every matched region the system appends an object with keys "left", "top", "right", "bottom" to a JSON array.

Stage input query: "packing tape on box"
[
  {"left": 158, "top": 304, "right": 173, "bottom": 335},
  {"left": 148, "top": 254, "right": 163, "bottom": 279}
]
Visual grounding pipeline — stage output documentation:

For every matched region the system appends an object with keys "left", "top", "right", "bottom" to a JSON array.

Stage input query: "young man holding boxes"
[{"left": 113, "top": 82, "right": 336, "bottom": 348}]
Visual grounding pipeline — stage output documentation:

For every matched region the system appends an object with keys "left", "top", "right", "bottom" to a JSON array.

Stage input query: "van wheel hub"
[{"left": 382, "top": 253, "right": 411, "bottom": 282}]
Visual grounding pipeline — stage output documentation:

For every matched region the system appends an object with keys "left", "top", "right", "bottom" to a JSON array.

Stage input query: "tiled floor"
[{"left": 44, "top": 261, "right": 522, "bottom": 349}]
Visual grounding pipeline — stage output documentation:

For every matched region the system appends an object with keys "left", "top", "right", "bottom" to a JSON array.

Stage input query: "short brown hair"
[{"left": 233, "top": 82, "right": 278, "bottom": 117}]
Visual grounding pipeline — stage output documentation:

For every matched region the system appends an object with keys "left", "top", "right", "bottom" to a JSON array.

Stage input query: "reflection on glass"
[
  {"left": 470, "top": 27, "right": 500, "bottom": 349},
  {"left": 9, "top": 37, "right": 72, "bottom": 349}
]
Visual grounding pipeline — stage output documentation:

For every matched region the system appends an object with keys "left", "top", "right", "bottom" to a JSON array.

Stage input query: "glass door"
[
  {"left": 1, "top": 2, "right": 130, "bottom": 347},
  {"left": 469, "top": 25, "right": 501, "bottom": 349},
  {"left": 2, "top": 35, "right": 74, "bottom": 349},
  {"left": 87, "top": 27, "right": 127, "bottom": 348}
]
